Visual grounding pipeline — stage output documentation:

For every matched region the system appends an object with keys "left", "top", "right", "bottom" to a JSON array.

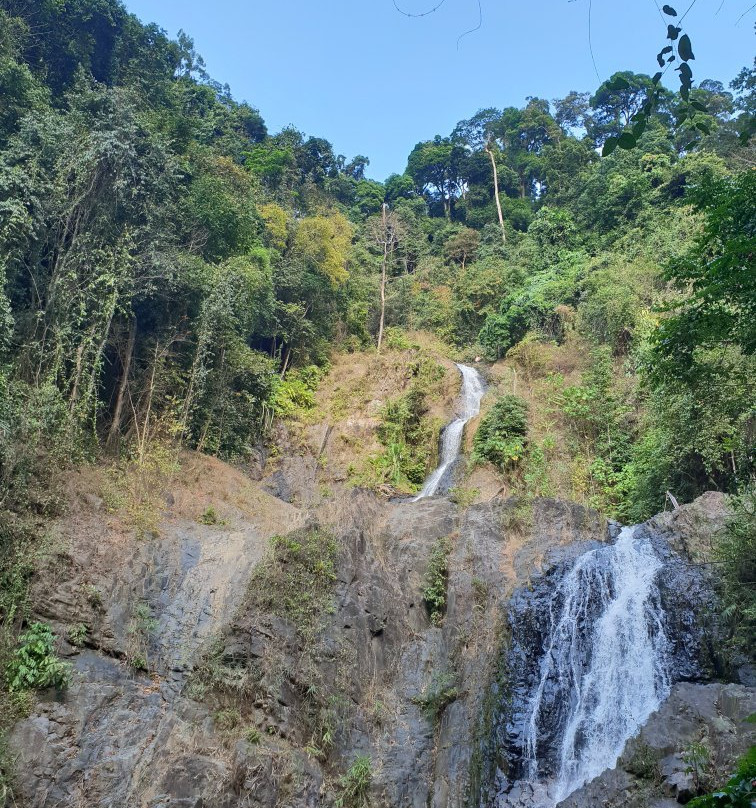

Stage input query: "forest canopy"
[{"left": 0, "top": 0, "right": 753, "bottom": 529}]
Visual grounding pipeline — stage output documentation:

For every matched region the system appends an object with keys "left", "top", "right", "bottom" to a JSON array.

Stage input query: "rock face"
[
  {"left": 8, "top": 451, "right": 750, "bottom": 808},
  {"left": 558, "top": 682, "right": 756, "bottom": 808},
  {"left": 484, "top": 493, "right": 750, "bottom": 808}
]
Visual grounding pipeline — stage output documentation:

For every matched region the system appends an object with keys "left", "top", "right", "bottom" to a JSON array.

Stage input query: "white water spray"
[
  {"left": 518, "top": 527, "right": 670, "bottom": 806},
  {"left": 413, "top": 363, "right": 485, "bottom": 501}
]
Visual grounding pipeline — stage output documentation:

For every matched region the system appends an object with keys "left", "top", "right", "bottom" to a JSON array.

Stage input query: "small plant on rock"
[
  {"left": 625, "top": 739, "right": 661, "bottom": 781},
  {"left": 244, "top": 726, "right": 261, "bottom": 744},
  {"left": 5, "top": 622, "right": 72, "bottom": 692},
  {"left": 683, "top": 740, "right": 714, "bottom": 794},
  {"left": 413, "top": 671, "right": 459, "bottom": 722},
  {"left": 422, "top": 537, "right": 452, "bottom": 625},
  {"left": 66, "top": 623, "right": 88, "bottom": 647},
  {"left": 199, "top": 506, "right": 225, "bottom": 525},
  {"left": 127, "top": 602, "right": 157, "bottom": 671},
  {"left": 471, "top": 576, "right": 489, "bottom": 610},
  {"left": 336, "top": 755, "right": 372, "bottom": 808},
  {"left": 214, "top": 708, "right": 241, "bottom": 731},
  {"left": 449, "top": 486, "right": 480, "bottom": 508},
  {"left": 82, "top": 584, "right": 104, "bottom": 610}
]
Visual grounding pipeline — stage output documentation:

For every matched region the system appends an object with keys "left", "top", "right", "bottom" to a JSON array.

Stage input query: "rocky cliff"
[{"left": 7, "top": 447, "right": 752, "bottom": 808}]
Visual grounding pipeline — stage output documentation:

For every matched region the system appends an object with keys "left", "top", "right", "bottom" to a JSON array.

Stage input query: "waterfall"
[
  {"left": 413, "top": 363, "right": 485, "bottom": 500},
  {"left": 506, "top": 527, "right": 670, "bottom": 807}
]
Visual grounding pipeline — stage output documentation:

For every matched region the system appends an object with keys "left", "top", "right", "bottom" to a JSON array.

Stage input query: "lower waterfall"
[{"left": 498, "top": 526, "right": 671, "bottom": 807}]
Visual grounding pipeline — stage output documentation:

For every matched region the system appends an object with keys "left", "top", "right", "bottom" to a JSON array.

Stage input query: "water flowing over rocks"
[
  {"left": 413, "top": 363, "right": 485, "bottom": 500},
  {"left": 485, "top": 494, "right": 748, "bottom": 808},
  {"left": 7, "top": 439, "right": 750, "bottom": 808}
]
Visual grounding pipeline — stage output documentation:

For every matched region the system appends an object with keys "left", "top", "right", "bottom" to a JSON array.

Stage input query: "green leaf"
[
  {"left": 662, "top": 4, "right": 677, "bottom": 14},
  {"left": 691, "top": 100, "right": 708, "bottom": 112},
  {"left": 652, "top": 71, "right": 663, "bottom": 85},
  {"left": 696, "top": 121, "right": 710, "bottom": 135},
  {"left": 633, "top": 119, "right": 647, "bottom": 139},
  {"left": 602, "top": 136, "right": 619, "bottom": 156},
  {"left": 667, "top": 24, "right": 681, "bottom": 39},
  {"left": 613, "top": 76, "right": 631, "bottom": 90},
  {"left": 678, "top": 34, "right": 695, "bottom": 61},
  {"left": 617, "top": 132, "right": 637, "bottom": 150}
]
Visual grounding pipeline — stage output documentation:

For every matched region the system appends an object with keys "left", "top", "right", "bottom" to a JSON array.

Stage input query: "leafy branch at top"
[{"left": 603, "top": 5, "right": 706, "bottom": 156}]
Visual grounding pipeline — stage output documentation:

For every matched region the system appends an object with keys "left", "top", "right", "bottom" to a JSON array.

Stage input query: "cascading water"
[
  {"left": 413, "top": 363, "right": 485, "bottom": 501},
  {"left": 499, "top": 526, "right": 671, "bottom": 807}
]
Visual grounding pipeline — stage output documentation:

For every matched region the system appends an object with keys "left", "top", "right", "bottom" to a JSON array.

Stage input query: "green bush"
[
  {"left": 336, "top": 755, "right": 372, "bottom": 808},
  {"left": 413, "top": 671, "right": 458, "bottom": 721},
  {"left": 383, "top": 327, "right": 414, "bottom": 350},
  {"left": 422, "top": 537, "right": 452, "bottom": 625},
  {"left": 5, "top": 622, "right": 71, "bottom": 692},
  {"left": 473, "top": 395, "right": 529, "bottom": 469},
  {"left": 272, "top": 364, "right": 327, "bottom": 417},
  {"left": 369, "top": 364, "right": 445, "bottom": 493}
]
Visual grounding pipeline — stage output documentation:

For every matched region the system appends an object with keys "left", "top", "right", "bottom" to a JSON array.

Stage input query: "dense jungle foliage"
[{"left": 0, "top": 1, "right": 753, "bottom": 544}]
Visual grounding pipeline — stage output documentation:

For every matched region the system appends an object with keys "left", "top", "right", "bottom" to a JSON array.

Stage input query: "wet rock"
[{"left": 558, "top": 683, "right": 756, "bottom": 807}]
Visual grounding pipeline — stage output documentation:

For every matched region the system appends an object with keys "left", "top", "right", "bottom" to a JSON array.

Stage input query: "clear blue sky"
[{"left": 123, "top": 0, "right": 754, "bottom": 180}]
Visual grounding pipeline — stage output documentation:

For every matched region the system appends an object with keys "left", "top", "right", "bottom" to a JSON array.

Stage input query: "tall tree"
[
  {"left": 368, "top": 204, "right": 404, "bottom": 353},
  {"left": 406, "top": 136, "right": 466, "bottom": 218}
]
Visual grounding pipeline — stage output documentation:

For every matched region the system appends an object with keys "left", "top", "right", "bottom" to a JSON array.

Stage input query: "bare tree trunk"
[
  {"left": 486, "top": 144, "right": 507, "bottom": 244},
  {"left": 280, "top": 344, "right": 292, "bottom": 378},
  {"left": 107, "top": 317, "right": 137, "bottom": 453},
  {"left": 377, "top": 203, "right": 389, "bottom": 354},
  {"left": 138, "top": 341, "right": 160, "bottom": 464}
]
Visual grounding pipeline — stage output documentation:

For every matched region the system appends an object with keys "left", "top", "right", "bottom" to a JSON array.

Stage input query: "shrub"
[
  {"left": 5, "top": 623, "right": 71, "bottom": 692},
  {"left": 272, "top": 364, "right": 327, "bottom": 417},
  {"left": 383, "top": 327, "right": 414, "bottom": 350},
  {"left": 336, "top": 755, "right": 372, "bottom": 808},
  {"left": 423, "top": 537, "right": 452, "bottom": 625},
  {"left": 473, "top": 395, "right": 529, "bottom": 469},
  {"left": 253, "top": 529, "right": 338, "bottom": 642},
  {"left": 66, "top": 623, "right": 88, "bottom": 647},
  {"left": 368, "top": 364, "right": 445, "bottom": 493},
  {"left": 413, "top": 671, "right": 458, "bottom": 721}
]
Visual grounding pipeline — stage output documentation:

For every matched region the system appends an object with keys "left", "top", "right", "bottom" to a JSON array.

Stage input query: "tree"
[
  {"left": 490, "top": 99, "right": 562, "bottom": 199},
  {"left": 652, "top": 171, "right": 756, "bottom": 377},
  {"left": 588, "top": 71, "right": 672, "bottom": 145},
  {"left": 368, "top": 204, "right": 405, "bottom": 352},
  {"left": 293, "top": 213, "right": 353, "bottom": 286},
  {"left": 553, "top": 91, "right": 591, "bottom": 133},
  {"left": 406, "top": 136, "right": 466, "bottom": 218}
]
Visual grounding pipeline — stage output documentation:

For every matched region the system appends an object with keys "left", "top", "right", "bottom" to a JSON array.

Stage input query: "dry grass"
[{"left": 286, "top": 337, "right": 461, "bottom": 490}]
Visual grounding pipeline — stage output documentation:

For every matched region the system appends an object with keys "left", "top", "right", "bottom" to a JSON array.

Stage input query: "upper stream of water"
[{"left": 413, "top": 362, "right": 485, "bottom": 500}]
